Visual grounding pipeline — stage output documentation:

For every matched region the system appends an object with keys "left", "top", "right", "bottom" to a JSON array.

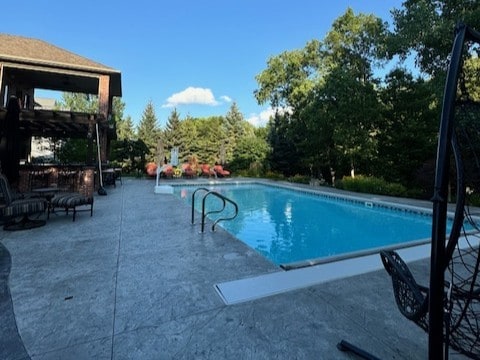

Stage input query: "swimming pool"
[{"left": 174, "top": 182, "right": 436, "bottom": 267}]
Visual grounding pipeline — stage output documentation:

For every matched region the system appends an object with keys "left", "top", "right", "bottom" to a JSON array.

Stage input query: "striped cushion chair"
[
  {"left": 49, "top": 192, "right": 94, "bottom": 222},
  {"left": 0, "top": 174, "right": 47, "bottom": 231}
]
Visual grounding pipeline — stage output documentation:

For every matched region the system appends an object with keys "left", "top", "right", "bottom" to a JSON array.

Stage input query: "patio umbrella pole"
[{"left": 96, "top": 123, "right": 107, "bottom": 196}]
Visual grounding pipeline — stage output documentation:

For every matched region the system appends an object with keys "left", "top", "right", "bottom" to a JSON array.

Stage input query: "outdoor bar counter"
[{"left": 18, "top": 164, "right": 95, "bottom": 197}]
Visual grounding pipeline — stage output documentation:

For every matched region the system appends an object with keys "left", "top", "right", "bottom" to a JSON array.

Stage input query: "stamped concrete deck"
[{"left": 0, "top": 178, "right": 468, "bottom": 359}]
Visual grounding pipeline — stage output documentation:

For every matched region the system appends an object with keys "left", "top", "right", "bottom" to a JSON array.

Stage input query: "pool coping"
[{"left": 214, "top": 241, "right": 432, "bottom": 305}]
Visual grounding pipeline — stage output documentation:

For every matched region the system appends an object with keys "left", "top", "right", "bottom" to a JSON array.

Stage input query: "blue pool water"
[{"left": 174, "top": 183, "right": 436, "bottom": 266}]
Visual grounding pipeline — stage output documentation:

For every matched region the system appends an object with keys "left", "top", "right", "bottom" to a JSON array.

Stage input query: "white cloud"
[
  {"left": 220, "top": 95, "right": 232, "bottom": 103},
  {"left": 246, "top": 107, "right": 293, "bottom": 127},
  {"left": 246, "top": 109, "right": 273, "bottom": 127},
  {"left": 162, "top": 87, "right": 219, "bottom": 108}
]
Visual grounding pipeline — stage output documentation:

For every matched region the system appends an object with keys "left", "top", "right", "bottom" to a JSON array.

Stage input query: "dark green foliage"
[
  {"left": 223, "top": 102, "right": 246, "bottom": 163},
  {"left": 228, "top": 134, "right": 269, "bottom": 172},
  {"left": 252, "top": 4, "right": 479, "bottom": 196},
  {"left": 288, "top": 174, "right": 311, "bottom": 184},
  {"left": 57, "top": 93, "right": 98, "bottom": 113},
  {"left": 164, "top": 108, "right": 182, "bottom": 149},
  {"left": 338, "top": 175, "right": 408, "bottom": 197},
  {"left": 266, "top": 112, "right": 300, "bottom": 176},
  {"left": 109, "top": 139, "right": 149, "bottom": 175},
  {"left": 467, "top": 193, "right": 480, "bottom": 207},
  {"left": 264, "top": 171, "right": 286, "bottom": 180},
  {"left": 116, "top": 115, "right": 135, "bottom": 140},
  {"left": 390, "top": 0, "right": 480, "bottom": 76},
  {"left": 137, "top": 100, "right": 160, "bottom": 161},
  {"left": 56, "top": 139, "right": 88, "bottom": 163},
  {"left": 376, "top": 68, "right": 438, "bottom": 186}
]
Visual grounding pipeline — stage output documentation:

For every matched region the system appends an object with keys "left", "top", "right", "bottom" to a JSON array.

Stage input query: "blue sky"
[{"left": 3, "top": 1, "right": 404, "bottom": 128}]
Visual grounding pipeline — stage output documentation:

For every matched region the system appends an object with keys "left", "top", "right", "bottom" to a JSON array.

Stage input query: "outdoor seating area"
[
  {"left": 145, "top": 161, "right": 231, "bottom": 179},
  {"left": 0, "top": 167, "right": 96, "bottom": 230},
  {"left": 0, "top": 173, "right": 47, "bottom": 231}
]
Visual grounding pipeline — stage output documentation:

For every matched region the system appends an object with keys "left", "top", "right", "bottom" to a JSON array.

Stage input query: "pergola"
[{"left": 0, "top": 33, "right": 122, "bottom": 185}]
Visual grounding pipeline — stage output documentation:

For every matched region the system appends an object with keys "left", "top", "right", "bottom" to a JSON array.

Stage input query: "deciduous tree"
[{"left": 390, "top": 0, "right": 480, "bottom": 77}]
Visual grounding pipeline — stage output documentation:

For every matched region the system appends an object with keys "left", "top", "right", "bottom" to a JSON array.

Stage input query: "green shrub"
[
  {"left": 288, "top": 174, "right": 310, "bottom": 184},
  {"left": 467, "top": 192, "right": 480, "bottom": 207},
  {"left": 338, "top": 175, "right": 408, "bottom": 197},
  {"left": 264, "top": 171, "right": 285, "bottom": 180}
]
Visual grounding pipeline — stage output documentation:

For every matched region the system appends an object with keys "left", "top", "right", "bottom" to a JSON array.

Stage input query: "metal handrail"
[
  {"left": 191, "top": 187, "right": 238, "bottom": 233},
  {"left": 201, "top": 191, "right": 238, "bottom": 232},
  {"left": 191, "top": 187, "right": 210, "bottom": 224}
]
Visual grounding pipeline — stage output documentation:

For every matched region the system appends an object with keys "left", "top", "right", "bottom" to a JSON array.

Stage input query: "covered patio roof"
[
  {"left": 0, "top": 33, "right": 121, "bottom": 139},
  {"left": 0, "top": 33, "right": 122, "bottom": 183},
  {"left": 0, "top": 108, "right": 108, "bottom": 139},
  {"left": 0, "top": 33, "right": 121, "bottom": 96}
]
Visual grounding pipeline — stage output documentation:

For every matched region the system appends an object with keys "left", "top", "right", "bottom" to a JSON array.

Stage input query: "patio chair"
[
  {"left": 181, "top": 163, "right": 196, "bottom": 178},
  {"left": 213, "top": 164, "right": 230, "bottom": 177},
  {"left": 160, "top": 165, "right": 174, "bottom": 178},
  {"left": 145, "top": 162, "right": 157, "bottom": 177},
  {"left": 339, "top": 24, "right": 480, "bottom": 360},
  {"left": 200, "top": 164, "right": 215, "bottom": 177},
  {"left": 0, "top": 173, "right": 47, "bottom": 231}
]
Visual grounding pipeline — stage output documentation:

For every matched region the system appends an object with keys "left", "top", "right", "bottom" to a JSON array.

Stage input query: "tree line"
[
  {"left": 255, "top": 1, "right": 480, "bottom": 195},
  {"left": 114, "top": 101, "right": 269, "bottom": 174}
]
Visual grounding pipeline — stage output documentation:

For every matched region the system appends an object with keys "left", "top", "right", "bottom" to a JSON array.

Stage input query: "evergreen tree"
[
  {"left": 137, "top": 100, "right": 160, "bottom": 161},
  {"left": 267, "top": 112, "right": 297, "bottom": 176},
  {"left": 164, "top": 108, "right": 181, "bottom": 145},
  {"left": 223, "top": 102, "right": 245, "bottom": 163},
  {"left": 116, "top": 115, "right": 135, "bottom": 140},
  {"left": 178, "top": 117, "right": 199, "bottom": 163},
  {"left": 194, "top": 116, "right": 224, "bottom": 164},
  {"left": 230, "top": 123, "right": 269, "bottom": 172}
]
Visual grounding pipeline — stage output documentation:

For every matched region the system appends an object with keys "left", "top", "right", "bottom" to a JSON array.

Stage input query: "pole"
[
  {"left": 96, "top": 123, "right": 107, "bottom": 196},
  {"left": 428, "top": 24, "right": 466, "bottom": 360}
]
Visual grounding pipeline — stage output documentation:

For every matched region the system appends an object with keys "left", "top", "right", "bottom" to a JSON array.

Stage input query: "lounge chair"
[
  {"left": 181, "top": 163, "right": 196, "bottom": 178},
  {"left": 0, "top": 173, "right": 47, "bottom": 230},
  {"left": 213, "top": 164, "right": 230, "bottom": 177},
  {"left": 145, "top": 162, "right": 157, "bottom": 177},
  {"left": 200, "top": 164, "right": 215, "bottom": 177},
  {"left": 160, "top": 165, "right": 174, "bottom": 178},
  {"left": 146, "top": 162, "right": 174, "bottom": 178}
]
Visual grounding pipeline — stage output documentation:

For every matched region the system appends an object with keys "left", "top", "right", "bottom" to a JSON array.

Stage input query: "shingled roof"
[
  {"left": 0, "top": 33, "right": 121, "bottom": 96},
  {"left": 0, "top": 34, "right": 122, "bottom": 140}
]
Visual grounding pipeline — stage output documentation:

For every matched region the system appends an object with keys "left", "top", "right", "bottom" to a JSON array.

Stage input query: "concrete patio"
[{"left": 0, "top": 178, "right": 468, "bottom": 359}]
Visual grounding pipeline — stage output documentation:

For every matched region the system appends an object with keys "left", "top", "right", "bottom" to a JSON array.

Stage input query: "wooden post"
[{"left": 98, "top": 75, "right": 111, "bottom": 163}]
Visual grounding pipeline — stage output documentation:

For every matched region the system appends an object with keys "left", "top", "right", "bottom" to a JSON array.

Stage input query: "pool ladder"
[{"left": 191, "top": 187, "right": 238, "bottom": 233}]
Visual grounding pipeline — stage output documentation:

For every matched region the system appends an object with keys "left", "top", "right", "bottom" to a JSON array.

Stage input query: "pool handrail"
[
  {"left": 191, "top": 187, "right": 210, "bottom": 225},
  {"left": 191, "top": 187, "right": 239, "bottom": 233},
  {"left": 203, "top": 191, "right": 238, "bottom": 232}
]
